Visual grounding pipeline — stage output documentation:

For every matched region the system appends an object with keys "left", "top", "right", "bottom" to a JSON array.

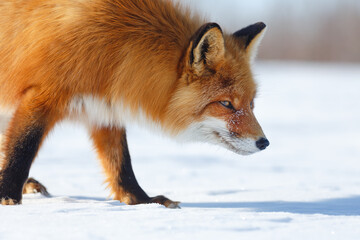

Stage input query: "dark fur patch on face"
[{"left": 220, "top": 77, "right": 234, "bottom": 89}]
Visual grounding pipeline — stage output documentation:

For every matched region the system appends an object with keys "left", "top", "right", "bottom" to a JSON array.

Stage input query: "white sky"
[{"left": 178, "top": 0, "right": 360, "bottom": 32}]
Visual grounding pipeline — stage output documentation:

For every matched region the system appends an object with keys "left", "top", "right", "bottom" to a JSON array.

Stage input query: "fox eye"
[
  {"left": 219, "top": 101, "right": 235, "bottom": 110},
  {"left": 250, "top": 99, "right": 254, "bottom": 109}
]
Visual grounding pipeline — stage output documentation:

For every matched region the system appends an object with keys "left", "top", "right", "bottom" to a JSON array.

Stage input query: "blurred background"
[
  {"left": 1, "top": 2, "right": 360, "bottom": 238},
  {"left": 181, "top": 0, "right": 360, "bottom": 62}
]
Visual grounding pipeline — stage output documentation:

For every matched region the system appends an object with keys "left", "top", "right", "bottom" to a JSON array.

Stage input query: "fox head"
[{"left": 167, "top": 22, "right": 269, "bottom": 155}]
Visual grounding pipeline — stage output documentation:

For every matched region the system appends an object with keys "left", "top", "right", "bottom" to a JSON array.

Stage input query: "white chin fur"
[{"left": 176, "top": 117, "right": 260, "bottom": 155}]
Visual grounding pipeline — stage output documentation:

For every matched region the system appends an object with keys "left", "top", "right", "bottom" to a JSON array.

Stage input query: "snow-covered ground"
[{"left": 1, "top": 62, "right": 360, "bottom": 239}]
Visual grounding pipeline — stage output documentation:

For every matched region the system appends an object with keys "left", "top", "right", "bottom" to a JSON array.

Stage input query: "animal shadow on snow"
[{"left": 182, "top": 196, "right": 360, "bottom": 216}]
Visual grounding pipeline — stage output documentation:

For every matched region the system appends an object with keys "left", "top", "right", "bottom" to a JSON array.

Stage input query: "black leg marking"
[
  {"left": 118, "top": 131, "right": 150, "bottom": 202},
  {"left": 0, "top": 126, "right": 44, "bottom": 203},
  {"left": 117, "top": 131, "right": 180, "bottom": 208}
]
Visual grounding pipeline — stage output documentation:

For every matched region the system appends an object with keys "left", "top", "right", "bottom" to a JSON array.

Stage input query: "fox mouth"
[{"left": 213, "top": 131, "right": 256, "bottom": 155}]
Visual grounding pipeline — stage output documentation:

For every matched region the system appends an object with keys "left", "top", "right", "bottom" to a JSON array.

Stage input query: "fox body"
[{"left": 0, "top": 0, "right": 269, "bottom": 207}]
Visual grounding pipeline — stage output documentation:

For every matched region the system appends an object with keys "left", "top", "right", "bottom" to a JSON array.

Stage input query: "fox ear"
[
  {"left": 189, "top": 23, "right": 225, "bottom": 74},
  {"left": 233, "top": 22, "right": 266, "bottom": 63}
]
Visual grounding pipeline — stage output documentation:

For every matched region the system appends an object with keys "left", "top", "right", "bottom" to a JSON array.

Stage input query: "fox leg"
[
  {"left": 0, "top": 90, "right": 57, "bottom": 205},
  {"left": 90, "top": 126, "right": 180, "bottom": 208},
  {"left": 1, "top": 113, "right": 50, "bottom": 198},
  {"left": 22, "top": 177, "right": 50, "bottom": 197}
]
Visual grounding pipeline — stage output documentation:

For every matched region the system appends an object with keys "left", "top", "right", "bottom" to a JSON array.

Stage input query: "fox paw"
[
  {"left": 23, "top": 177, "right": 50, "bottom": 197},
  {"left": 120, "top": 194, "right": 181, "bottom": 209},
  {"left": 150, "top": 195, "right": 181, "bottom": 209},
  {"left": 1, "top": 197, "right": 20, "bottom": 205}
]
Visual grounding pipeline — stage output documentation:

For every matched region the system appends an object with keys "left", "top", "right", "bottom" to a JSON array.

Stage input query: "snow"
[{"left": 1, "top": 61, "right": 360, "bottom": 239}]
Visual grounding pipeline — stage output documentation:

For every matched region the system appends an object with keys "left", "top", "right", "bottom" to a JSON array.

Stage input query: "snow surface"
[{"left": 1, "top": 62, "right": 360, "bottom": 239}]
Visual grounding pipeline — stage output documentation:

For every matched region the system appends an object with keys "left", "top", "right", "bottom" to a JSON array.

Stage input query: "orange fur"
[
  {"left": 0, "top": 0, "right": 268, "bottom": 206},
  {"left": 0, "top": 0, "right": 263, "bottom": 134},
  {"left": 90, "top": 127, "right": 135, "bottom": 204},
  {"left": 0, "top": 0, "right": 198, "bottom": 126}
]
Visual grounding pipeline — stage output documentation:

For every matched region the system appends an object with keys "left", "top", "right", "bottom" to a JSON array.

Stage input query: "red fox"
[{"left": 0, "top": 0, "right": 269, "bottom": 208}]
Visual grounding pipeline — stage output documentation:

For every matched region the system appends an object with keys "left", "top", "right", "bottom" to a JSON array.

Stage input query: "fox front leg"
[
  {"left": 0, "top": 91, "right": 57, "bottom": 205},
  {"left": 90, "top": 126, "right": 180, "bottom": 208}
]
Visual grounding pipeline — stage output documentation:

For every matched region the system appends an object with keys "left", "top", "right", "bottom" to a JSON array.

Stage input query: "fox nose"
[{"left": 256, "top": 138, "right": 270, "bottom": 150}]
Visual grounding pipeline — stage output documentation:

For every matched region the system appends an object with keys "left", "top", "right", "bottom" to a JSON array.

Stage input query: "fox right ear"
[
  {"left": 188, "top": 23, "right": 225, "bottom": 75},
  {"left": 233, "top": 22, "right": 267, "bottom": 63}
]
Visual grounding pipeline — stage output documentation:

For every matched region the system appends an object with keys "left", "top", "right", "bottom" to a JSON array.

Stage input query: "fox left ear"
[
  {"left": 188, "top": 23, "right": 225, "bottom": 75},
  {"left": 234, "top": 22, "right": 267, "bottom": 63}
]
